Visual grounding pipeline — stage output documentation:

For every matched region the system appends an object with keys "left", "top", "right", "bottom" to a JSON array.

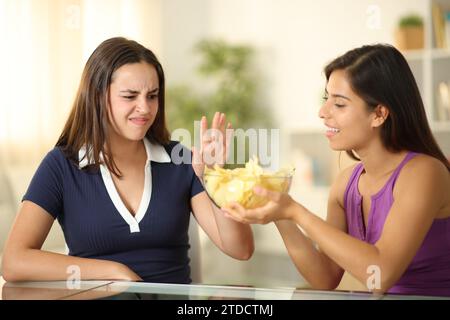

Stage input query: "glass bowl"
[{"left": 202, "top": 170, "right": 294, "bottom": 209}]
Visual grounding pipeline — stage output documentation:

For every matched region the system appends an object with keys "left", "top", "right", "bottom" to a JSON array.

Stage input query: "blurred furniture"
[
  {"left": 0, "top": 164, "right": 66, "bottom": 269},
  {"left": 402, "top": 0, "right": 450, "bottom": 137}
]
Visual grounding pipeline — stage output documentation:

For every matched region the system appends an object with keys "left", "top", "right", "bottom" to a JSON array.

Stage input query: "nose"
[
  {"left": 318, "top": 100, "right": 330, "bottom": 119},
  {"left": 136, "top": 96, "right": 152, "bottom": 114}
]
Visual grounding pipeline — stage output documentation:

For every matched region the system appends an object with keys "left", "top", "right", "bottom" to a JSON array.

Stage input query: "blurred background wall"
[{"left": 1, "top": 0, "right": 449, "bottom": 290}]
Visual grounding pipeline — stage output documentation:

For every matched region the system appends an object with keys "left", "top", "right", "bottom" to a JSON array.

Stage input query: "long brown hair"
[
  {"left": 56, "top": 37, "right": 170, "bottom": 177},
  {"left": 325, "top": 44, "right": 450, "bottom": 171}
]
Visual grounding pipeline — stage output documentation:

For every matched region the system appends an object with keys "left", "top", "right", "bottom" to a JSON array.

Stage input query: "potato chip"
[{"left": 203, "top": 156, "right": 294, "bottom": 209}]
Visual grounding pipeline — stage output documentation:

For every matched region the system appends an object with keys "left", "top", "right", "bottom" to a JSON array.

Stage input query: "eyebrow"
[
  {"left": 119, "top": 88, "right": 159, "bottom": 94},
  {"left": 324, "top": 88, "right": 351, "bottom": 101}
]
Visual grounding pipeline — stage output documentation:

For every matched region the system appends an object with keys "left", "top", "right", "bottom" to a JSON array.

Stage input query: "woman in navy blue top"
[{"left": 2, "top": 37, "right": 254, "bottom": 283}]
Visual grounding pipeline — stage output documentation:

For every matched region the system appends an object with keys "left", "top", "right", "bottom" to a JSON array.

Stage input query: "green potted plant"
[
  {"left": 395, "top": 14, "right": 424, "bottom": 50},
  {"left": 166, "top": 39, "right": 272, "bottom": 167}
]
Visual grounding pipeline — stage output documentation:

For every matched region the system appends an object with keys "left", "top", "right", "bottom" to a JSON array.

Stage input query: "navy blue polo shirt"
[{"left": 23, "top": 139, "right": 204, "bottom": 283}]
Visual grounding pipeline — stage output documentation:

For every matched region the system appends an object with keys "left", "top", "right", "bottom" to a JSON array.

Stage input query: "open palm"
[{"left": 192, "top": 112, "right": 233, "bottom": 178}]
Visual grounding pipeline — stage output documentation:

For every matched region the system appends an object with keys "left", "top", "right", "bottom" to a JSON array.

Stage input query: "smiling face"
[
  {"left": 319, "top": 69, "right": 380, "bottom": 152},
  {"left": 108, "top": 62, "right": 159, "bottom": 143}
]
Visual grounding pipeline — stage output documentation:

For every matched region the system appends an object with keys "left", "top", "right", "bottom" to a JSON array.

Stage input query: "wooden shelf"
[{"left": 402, "top": 1, "right": 450, "bottom": 131}]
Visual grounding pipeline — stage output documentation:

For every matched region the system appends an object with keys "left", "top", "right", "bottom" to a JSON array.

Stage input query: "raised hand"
[{"left": 192, "top": 112, "right": 233, "bottom": 178}]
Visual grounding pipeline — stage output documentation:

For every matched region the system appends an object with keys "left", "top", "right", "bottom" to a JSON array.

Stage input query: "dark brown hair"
[
  {"left": 325, "top": 44, "right": 450, "bottom": 171},
  {"left": 56, "top": 37, "right": 170, "bottom": 176}
]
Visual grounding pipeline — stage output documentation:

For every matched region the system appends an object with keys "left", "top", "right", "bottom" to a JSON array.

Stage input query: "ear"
[{"left": 371, "top": 105, "right": 389, "bottom": 128}]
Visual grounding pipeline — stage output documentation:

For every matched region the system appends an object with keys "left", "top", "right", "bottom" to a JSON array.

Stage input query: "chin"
[
  {"left": 329, "top": 142, "right": 351, "bottom": 151},
  {"left": 328, "top": 141, "right": 342, "bottom": 150},
  {"left": 124, "top": 133, "right": 147, "bottom": 142},
  {"left": 127, "top": 128, "right": 151, "bottom": 141}
]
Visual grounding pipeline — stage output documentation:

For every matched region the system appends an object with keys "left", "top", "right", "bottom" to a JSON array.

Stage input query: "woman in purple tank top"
[{"left": 223, "top": 44, "right": 450, "bottom": 297}]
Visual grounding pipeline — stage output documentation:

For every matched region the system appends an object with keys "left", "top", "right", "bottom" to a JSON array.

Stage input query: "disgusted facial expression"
[{"left": 108, "top": 62, "right": 159, "bottom": 142}]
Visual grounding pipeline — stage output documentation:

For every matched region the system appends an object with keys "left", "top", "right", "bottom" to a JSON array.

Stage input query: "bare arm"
[
  {"left": 191, "top": 191, "right": 254, "bottom": 260},
  {"left": 271, "top": 165, "right": 353, "bottom": 289},
  {"left": 289, "top": 156, "right": 448, "bottom": 293},
  {"left": 189, "top": 112, "right": 254, "bottom": 260},
  {"left": 1, "top": 201, "right": 141, "bottom": 282},
  {"left": 223, "top": 165, "right": 353, "bottom": 289},
  {"left": 224, "top": 156, "right": 448, "bottom": 293},
  {"left": 275, "top": 221, "right": 343, "bottom": 289}
]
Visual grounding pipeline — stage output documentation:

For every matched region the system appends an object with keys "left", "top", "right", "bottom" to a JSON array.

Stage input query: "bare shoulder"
[
  {"left": 395, "top": 154, "right": 450, "bottom": 213},
  {"left": 398, "top": 154, "right": 449, "bottom": 185}
]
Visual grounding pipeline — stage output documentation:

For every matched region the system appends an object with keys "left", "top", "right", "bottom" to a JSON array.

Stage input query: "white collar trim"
[
  {"left": 143, "top": 138, "right": 172, "bottom": 164},
  {"left": 78, "top": 138, "right": 171, "bottom": 233},
  {"left": 78, "top": 137, "right": 171, "bottom": 168}
]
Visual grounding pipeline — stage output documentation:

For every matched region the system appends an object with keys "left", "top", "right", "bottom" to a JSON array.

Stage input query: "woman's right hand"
[
  {"left": 222, "top": 186, "right": 299, "bottom": 225},
  {"left": 192, "top": 112, "right": 233, "bottom": 178}
]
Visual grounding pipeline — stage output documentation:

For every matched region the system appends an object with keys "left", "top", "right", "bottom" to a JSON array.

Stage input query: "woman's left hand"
[
  {"left": 222, "top": 186, "right": 297, "bottom": 224},
  {"left": 192, "top": 112, "right": 233, "bottom": 178}
]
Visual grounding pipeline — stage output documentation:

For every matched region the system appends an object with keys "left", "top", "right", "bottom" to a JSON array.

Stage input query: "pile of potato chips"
[{"left": 203, "top": 157, "right": 294, "bottom": 209}]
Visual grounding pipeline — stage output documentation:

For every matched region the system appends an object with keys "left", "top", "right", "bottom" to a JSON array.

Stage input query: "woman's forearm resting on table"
[{"left": 1, "top": 249, "right": 141, "bottom": 282}]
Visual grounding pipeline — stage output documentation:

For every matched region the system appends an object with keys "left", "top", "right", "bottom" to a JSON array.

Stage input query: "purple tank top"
[{"left": 344, "top": 151, "right": 450, "bottom": 297}]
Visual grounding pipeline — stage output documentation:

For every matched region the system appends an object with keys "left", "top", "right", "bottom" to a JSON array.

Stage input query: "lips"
[
  {"left": 325, "top": 124, "right": 340, "bottom": 138},
  {"left": 326, "top": 127, "right": 340, "bottom": 133},
  {"left": 129, "top": 117, "right": 149, "bottom": 126}
]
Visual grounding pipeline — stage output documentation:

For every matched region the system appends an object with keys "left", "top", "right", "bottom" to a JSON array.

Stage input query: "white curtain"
[
  {"left": 0, "top": 0, "right": 162, "bottom": 166},
  {"left": 0, "top": 0, "right": 163, "bottom": 253}
]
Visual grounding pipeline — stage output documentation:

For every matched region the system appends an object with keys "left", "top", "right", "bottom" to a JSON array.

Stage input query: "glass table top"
[{"left": 1, "top": 277, "right": 447, "bottom": 300}]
